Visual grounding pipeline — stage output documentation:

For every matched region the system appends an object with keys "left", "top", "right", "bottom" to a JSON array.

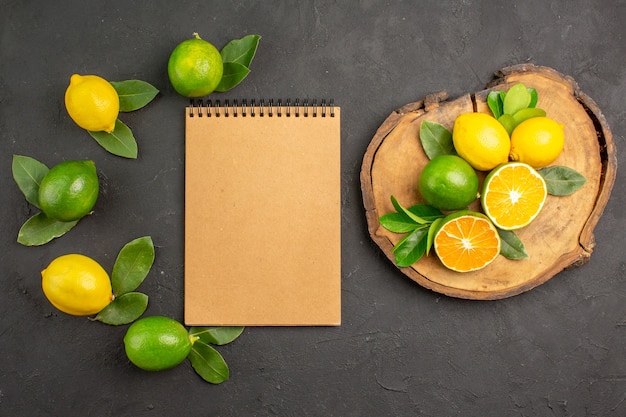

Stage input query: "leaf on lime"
[
  {"left": 94, "top": 292, "right": 148, "bottom": 325},
  {"left": 17, "top": 213, "right": 78, "bottom": 246},
  {"left": 110, "top": 80, "right": 159, "bottom": 112},
  {"left": 497, "top": 228, "right": 529, "bottom": 260},
  {"left": 189, "top": 326, "right": 244, "bottom": 346},
  {"left": 188, "top": 341, "right": 230, "bottom": 384},
  {"left": 89, "top": 119, "right": 138, "bottom": 159},
  {"left": 538, "top": 166, "right": 587, "bottom": 196},
  {"left": 12, "top": 155, "right": 49, "bottom": 208},
  {"left": 220, "top": 34, "right": 261, "bottom": 68},
  {"left": 419, "top": 120, "right": 454, "bottom": 159},
  {"left": 215, "top": 62, "right": 251, "bottom": 92},
  {"left": 111, "top": 236, "right": 155, "bottom": 297}
]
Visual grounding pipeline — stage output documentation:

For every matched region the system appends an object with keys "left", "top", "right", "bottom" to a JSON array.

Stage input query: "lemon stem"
[
  {"left": 192, "top": 32, "right": 201, "bottom": 40},
  {"left": 189, "top": 334, "right": 200, "bottom": 345}
]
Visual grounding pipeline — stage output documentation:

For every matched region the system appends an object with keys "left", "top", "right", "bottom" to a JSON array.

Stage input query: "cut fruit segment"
[
  {"left": 433, "top": 211, "right": 501, "bottom": 273},
  {"left": 481, "top": 162, "right": 547, "bottom": 230}
]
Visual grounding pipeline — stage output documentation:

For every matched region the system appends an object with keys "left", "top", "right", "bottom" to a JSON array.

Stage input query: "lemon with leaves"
[
  {"left": 124, "top": 316, "right": 192, "bottom": 371},
  {"left": 510, "top": 116, "right": 564, "bottom": 168},
  {"left": 41, "top": 254, "right": 114, "bottom": 316},
  {"left": 452, "top": 112, "right": 511, "bottom": 171},
  {"left": 168, "top": 33, "right": 224, "bottom": 97},
  {"left": 64, "top": 74, "right": 119, "bottom": 133},
  {"left": 38, "top": 160, "right": 99, "bottom": 222}
]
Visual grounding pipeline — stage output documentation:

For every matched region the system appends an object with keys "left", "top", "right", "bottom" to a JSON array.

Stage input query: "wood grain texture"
[{"left": 361, "top": 64, "right": 617, "bottom": 300}]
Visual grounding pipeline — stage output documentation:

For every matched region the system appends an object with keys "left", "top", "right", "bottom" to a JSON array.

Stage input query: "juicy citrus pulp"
[
  {"left": 123, "top": 316, "right": 192, "bottom": 371},
  {"left": 41, "top": 254, "right": 113, "bottom": 316},
  {"left": 167, "top": 33, "right": 224, "bottom": 97},
  {"left": 481, "top": 162, "right": 547, "bottom": 230},
  {"left": 38, "top": 160, "right": 99, "bottom": 222},
  {"left": 452, "top": 112, "right": 511, "bottom": 171},
  {"left": 418, "top": 155, "right": 479, "bottom": 211},
  {"left": 64, "top": 74, "right": 119, "bottom": 132},
  {"left": 510, "top": 116, "right": 564, "bottom": 168},
  {"left": 433, "top": 211, "right": 501, "bottom": 273}
]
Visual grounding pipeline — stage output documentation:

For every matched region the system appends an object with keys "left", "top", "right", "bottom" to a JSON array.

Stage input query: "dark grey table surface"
[{"left": 2, "top": 1, "right": 625, "bottom": 416}]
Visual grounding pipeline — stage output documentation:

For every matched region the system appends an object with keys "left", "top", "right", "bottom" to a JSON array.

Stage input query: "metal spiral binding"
[{"left": 188, "top": 98, "right": 335, "bottom": 118}]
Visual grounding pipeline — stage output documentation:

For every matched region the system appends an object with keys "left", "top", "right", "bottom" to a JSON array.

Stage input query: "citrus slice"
[
  {"left": 481, "top": 162, "right": 547, "bottom": 230},
  {"left": 433, "top": 211, "right": 501, "bottom": 273}
]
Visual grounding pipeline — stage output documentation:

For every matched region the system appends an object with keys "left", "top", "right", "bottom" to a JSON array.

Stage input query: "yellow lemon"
[
  {"left": 64, "top": 74, "right": 119, "bottom": 133},
  {"left": 41, "top": 254, "right": 113, "bottom": 316},
  {"left": 452, "top": 112, "right": 511, "bottom": 171},
  {"left": 510, "top": 116, "right": 565, "bottom": 168}
]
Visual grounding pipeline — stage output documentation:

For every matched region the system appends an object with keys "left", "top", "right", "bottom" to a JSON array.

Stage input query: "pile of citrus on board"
[
  {"left": 379, "top": 82, "right": 586, "bottom": 273},
  {"left": 11, "top": 32, "right": 261, "bottom": 385}
]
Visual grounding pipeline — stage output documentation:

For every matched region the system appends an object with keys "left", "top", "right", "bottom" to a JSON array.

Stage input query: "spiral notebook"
[{"left": 184, "top": 99, "right": 341, "bottom": 326}]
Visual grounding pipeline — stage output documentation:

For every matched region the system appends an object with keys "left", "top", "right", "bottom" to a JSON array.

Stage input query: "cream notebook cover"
[{"left": 184, "top": 99, "right": 341, "bottom": 326}]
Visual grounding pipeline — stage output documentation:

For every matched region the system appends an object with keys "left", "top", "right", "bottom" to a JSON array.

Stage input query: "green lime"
[
  {"left": 123, "top": 316, "right": 192, "bottom": 371},
  {"left": 418, "top": 155, "right": 479, "bottom": 211},
  {"left": 167, "top": 33, "right": 223, "bottom": 98},
  {"left": 38, "top": 160, "right": 99, "bottom": 222}
]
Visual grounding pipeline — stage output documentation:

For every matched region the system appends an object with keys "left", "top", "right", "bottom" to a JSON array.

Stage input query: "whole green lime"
[
  {"left": 418, "top": 155, "right": 479, "bottom": 211},
  {"left": 38, "top": 160, "right": 99, "bottom": 222},
  {"left": 123, "top": 316, "right": 192, "bottom": 372},
  {"left": 167, "top": 33, "right": 224, "bottom": 98}
]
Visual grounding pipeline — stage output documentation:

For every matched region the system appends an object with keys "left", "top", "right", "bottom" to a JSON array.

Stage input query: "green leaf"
[
  {"left": 189, "top": 327, "right": 244, "bottom": 346},
  {"left": 12, "top": 155, "right": 49, "bottom": 208},
  {"left": 426, "top": 217, "right": 443, "bottom": 256},
  {"left": 94, "top": 292, "right": 148, "bottom": 325},
  {"left": 497, "top": 114, "right": 516, "bottom": 136},
  {"left": 380, "top": 202, "right": 443, "bottom": 233},
  {"left": 512, "top": 107, "right": 546, "bottom": 126},
  {"left": 89, "top": 119, "right": 138, "bottom": 159},
  {"left": 111, "top": 236, "right": 155, "bottom": 296},
  {"left": 497, "top": 229, "right": 529, "bottom": 260},
  {"left": 538, "top": 166, "right": 587, "bottom": 196},
  {"left": 17, "top": 213, "right": 78, "bottom": 246},
  {"left": 110, "top": 80, "right": 159, "bottom": 112},
  {"left": 379, "top": 212, "right": 420, "bottom": 233},
  {"left": 407, "top": 204, "right": 444, "bottom": 220},
  {"left": 391, "top": 196, "right": 431, "bottom": 225},
  {"left": 393, "top": 226, "right": 429, "bottom": 267},
  {"left": 503, "top": 83, "right": 531, "bottom": 115},
  {"left": 528, "top": 88, "right": 539, "bottom": 108},
  {"left": 419, "top": 120, "right": 454, "bottom": 159},
  {"left": 215, "top": 62, "right": 251, "bottom": 92},
  {"left": 220, "top": 34, "right": 261, "bottom": 67},
  {"left": 188, "top": 341, "right": 230, "bottom": 384},
  {"left": 487, "top": 91, "right": 503, "bottom": 119}
]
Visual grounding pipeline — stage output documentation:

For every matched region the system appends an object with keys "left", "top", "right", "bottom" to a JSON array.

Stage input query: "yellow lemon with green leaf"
[{"left": 64, "top": 74, "right": 119, "bottom": 133}]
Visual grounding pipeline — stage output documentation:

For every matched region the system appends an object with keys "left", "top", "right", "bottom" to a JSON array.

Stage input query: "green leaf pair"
[
  {"left": 94, "top": 236, "right": 155, "bottom": 325},
  {"left": 188, "top": 326, "right": 244, "bottom": 384},
  {"left": 379, "top": 196, "right": 445, "bottom": 267},
  {"left": 89, "top": 79, "right": 160, "bottom": 159},
  {"left": 487, "top": 83, "right": 545, "bottom": 135},
  {"left": 12, "top": 155, "right": 78, "bottom": 246},
  {"left": 216, "top": 34, "right": 261, "bottom": 92}
]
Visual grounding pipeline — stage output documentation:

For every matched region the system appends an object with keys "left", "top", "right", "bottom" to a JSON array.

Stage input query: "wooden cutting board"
[{"left": 360, "top": 64, "right": 617, "bottom": 300}]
